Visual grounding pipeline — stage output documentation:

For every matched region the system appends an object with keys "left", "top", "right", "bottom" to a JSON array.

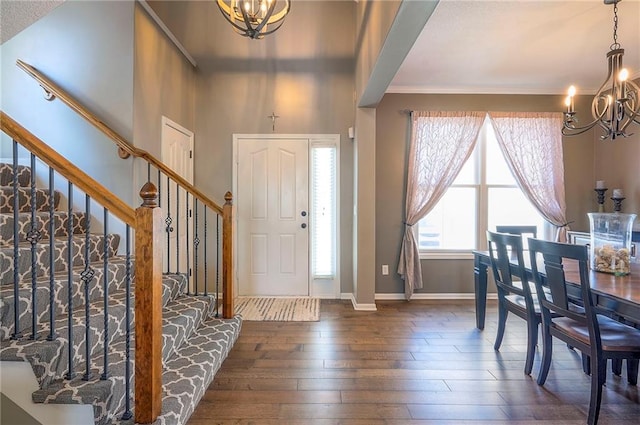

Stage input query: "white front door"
[
  {"left": 237, "top": 138, "right": 309, "bottom": 296},
  {"left": 161, "top": 117, "right": 194, "bottom": 277}
]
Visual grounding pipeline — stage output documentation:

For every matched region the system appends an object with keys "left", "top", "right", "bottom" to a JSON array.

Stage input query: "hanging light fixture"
[
  {"left": 563, "top": 0, "right": 639, "bottom": 140},
  {"left": 216, "top": 0, "right": 290, "bottom": 39}
]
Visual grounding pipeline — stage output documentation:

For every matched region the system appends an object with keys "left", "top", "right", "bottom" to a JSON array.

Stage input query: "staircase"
[{"left": 0, "top": 156, "right": 241, "bottom": 423}]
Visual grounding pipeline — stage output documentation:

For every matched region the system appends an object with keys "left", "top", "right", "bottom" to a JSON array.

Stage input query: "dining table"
[{"left": 473, "top": 250, "right": 640, "bottom": 330}]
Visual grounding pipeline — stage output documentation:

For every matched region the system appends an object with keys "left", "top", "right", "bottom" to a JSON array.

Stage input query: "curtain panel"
[
  {"left": 397, "top": 111, "right": 485, "bottom": 300},
  {"left": 488, "top": 112, "right": 569, "bottom": 241}
]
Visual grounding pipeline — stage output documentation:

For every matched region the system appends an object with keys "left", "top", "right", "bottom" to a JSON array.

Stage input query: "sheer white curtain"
[
  {"left": 398, "top": 111, "right": 485, "bottom": 299},
  {"left": 488, "top": 112, "right": 569, "bottom": 241}
]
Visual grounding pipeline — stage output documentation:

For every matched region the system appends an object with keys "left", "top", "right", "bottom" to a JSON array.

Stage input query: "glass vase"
[{"left": 588, "top": 212, "right": 637, "bottom": 275}]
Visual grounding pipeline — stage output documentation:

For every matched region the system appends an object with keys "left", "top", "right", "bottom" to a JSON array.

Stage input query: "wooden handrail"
[
  {"left": 0, "top": 111, "right": 135, "bottom": 226},
  {"left": 17, "top": 59, "right": 223, "bottom": 215}
]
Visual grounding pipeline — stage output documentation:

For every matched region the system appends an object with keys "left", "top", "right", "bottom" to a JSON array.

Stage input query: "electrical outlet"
[{"left": 382, "top": 264, "right": 389, "bottom": 275}]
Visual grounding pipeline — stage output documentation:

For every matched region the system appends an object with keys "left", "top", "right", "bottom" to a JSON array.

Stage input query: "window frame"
[{"left": 417, "top": 118, "right": 546, "bottom": 259}]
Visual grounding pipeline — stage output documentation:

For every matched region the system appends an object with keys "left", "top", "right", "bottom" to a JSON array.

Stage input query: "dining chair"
[
  {"left": 528, "top": 238, "right": 640, "bottom": 425},
  {"left": 495, "top": 225, "right": 538, "bottom": 238},
  {"left": 487, "top": 230, "right": 540, "bottom": 375}
]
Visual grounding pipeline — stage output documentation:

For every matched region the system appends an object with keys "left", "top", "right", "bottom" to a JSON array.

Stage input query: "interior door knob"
[{"left": 301, "top": 223, "right": 307, "bottom": 229}]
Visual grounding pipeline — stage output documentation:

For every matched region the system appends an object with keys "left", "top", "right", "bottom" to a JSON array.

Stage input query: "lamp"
[
  {"left": 216, "top": 0, "right": 290, "bottom": 39},
  {"left": 563, "top": 0, "right": 640, "bottom": 140}
]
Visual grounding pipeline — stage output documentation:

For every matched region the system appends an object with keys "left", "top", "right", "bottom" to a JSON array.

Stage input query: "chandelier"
[
  {"left": 216, "top": 0, "right": 290, "bottom": 39},
  {"left": 563, "top": 0, "right": 639, "bottom": 140}
]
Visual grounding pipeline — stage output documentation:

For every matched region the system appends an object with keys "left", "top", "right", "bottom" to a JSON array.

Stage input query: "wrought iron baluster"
[
  {"left": 28, "top": 153, "right": 42, "bottom": 339},
  {"left": 186, "top": 194, "right": 190, "bottom": 294},
  {"left": 204, "top": 208, "right": 208, "bottom": 300},
  {"left": 165, "top": 175, "right": 172, "bottom": 274},
  {"left": 81, "top": 195, "right": 94, "bottom": 381},
  {"left": 101, "top": 207, "right": 110, "bottom": 380},
  {"left": 194, "top": 199, "right": 199, "bottom": 295},
  {"left": 157, "top": 169, "right": 161, "bottom": 208},
  {"left": 47, "top": 167, "right": 57, "bottom": 341},
  {"left": 216, "top": 213, "right": 220, "bottom": 317},
  {"left": 176, "top": 184, "right": 180, "bottom": 274},
  {"left": 147, "top": 163, "right": 151, "bottom": 183},
  {"left": 121, "top": 225, "right": 132, "bottom": 420},
  {"left": 11, "top": 141, "right": 22, "bottom": 339},
  {"left": 66, "top": 181, "right": 75, "bottom": 379}
]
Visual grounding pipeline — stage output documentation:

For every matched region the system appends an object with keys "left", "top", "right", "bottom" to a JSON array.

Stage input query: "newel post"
[
  {"left": 222, "top": 191, "right": 234, "bottom": 319},
  {"left": 135, "top": 182, "right": 162, "bottom": 423}
]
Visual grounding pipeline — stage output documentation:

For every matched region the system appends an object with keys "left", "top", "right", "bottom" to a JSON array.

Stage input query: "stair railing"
[
  {"left": 16, "top": 59, "right": 234, "bottom": 320},
  {"left": 13, "top": 60, "right": 235, "bottom": 424},
  {"left": 1, "top": 111, "right": 161, "bottom": 421}
]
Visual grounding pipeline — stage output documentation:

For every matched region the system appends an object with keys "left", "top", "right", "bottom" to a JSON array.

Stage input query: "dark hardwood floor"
[{"left": 187, "top": 300, "right": 639, "bottom": 424}]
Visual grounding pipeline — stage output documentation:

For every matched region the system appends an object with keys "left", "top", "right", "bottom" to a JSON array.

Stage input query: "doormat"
[{"left": 235, "top": 297, "right": 320, "bottom": 321}]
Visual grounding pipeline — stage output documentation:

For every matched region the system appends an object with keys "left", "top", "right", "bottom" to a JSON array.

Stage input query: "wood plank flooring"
[{"left": 187, "top": 300, "right": 640, "bottom": 424}]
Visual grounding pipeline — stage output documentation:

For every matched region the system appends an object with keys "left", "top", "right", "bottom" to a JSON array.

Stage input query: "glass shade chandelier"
[
  {"left": 216, "top": 0, "right": 290, "bottom": 39},
  {"left": 563, "top": 0, "right": 640, "bottom": 140}
]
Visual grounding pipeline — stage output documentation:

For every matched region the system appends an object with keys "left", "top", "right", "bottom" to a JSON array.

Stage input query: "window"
[
  {"left": 418, "top": 117, "right": 546, "bottom": 255},
  {"left": 310, "top": 144, "right": 337, "bottom": 278}
]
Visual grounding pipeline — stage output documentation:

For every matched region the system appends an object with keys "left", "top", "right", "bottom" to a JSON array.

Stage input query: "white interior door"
[
  {"left": 161, "top": 117, "right": 194, "bottom": 277},
  {"left": 237, "top": 138, "right": 309, "bottom": 296}
]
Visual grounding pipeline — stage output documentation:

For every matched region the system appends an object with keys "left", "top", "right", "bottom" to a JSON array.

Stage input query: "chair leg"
[
  {"left": 582, "top": 353, "right": 591, "bottom": 375},
  {"left": 627, "top": 359, "right": 639, "bottom": 386},
  {"left": 524, "top": 320, "right": 538, "bottom": 375},
  {"left": 536, "top": 327, "right": 552, "bottom": 385},
  {"left": 587, "top": 356, "right": 606, "bottom": 425},
  {"left": 494, "top": 301, "right": 507, "bottom": 351},
  {"left": 612, "top": 358, "right": 622, "bottom": 376}
]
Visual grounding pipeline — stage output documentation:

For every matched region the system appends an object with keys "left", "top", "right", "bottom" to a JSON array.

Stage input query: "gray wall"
[
  {"left": 375, "top": 92, "right": 596, "bottom": 295},
  {"left": 133, "top": 2, "right": 196, "bottom": 194},
  {"left": 0, "top": 1, "right": 135, "bottom": 205},
  {"left": 194, "top": 2, "right": 356, "bottom": 294},
  {"left": 593, "top": 81, "right": 640, "bottom": 224}
]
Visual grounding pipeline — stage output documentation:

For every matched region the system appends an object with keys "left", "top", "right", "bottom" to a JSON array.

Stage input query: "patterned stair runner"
[{"left": 0, "top": 162, "right": 241, "bottom": 425}]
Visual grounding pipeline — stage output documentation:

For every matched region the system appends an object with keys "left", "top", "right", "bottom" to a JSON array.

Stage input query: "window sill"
[{"left": 419, "top": 251, "right": 475, "bottom": 260}]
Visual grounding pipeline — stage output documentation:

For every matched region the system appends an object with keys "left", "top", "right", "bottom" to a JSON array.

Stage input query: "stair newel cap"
[
  {"left": 139, "top": 182, "right": 158, "bottom": 208},
  {"left": 224, "top": 191, "right": 233, "bottom": 205}
]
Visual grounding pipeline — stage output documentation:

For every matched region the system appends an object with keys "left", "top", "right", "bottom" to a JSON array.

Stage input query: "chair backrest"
[
  {"left": 487, "top": 230, "right": 533, "bottom": 302},
  {"left": 527, "top": 238, "right": 598, "bottom": 343},
  {"left": 495, "top": 225, "right": 538, "bottom": 239}
]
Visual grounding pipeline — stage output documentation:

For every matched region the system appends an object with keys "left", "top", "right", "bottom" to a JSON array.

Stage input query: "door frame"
[
  {"left": 161, "top": 116, "right": 195, "bottom": 283},
  {"left": 232, "top": 134, "right": 341, "bottom": 299}
]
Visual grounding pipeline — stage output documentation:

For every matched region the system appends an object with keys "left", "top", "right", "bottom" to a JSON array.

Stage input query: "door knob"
[
  {"left": 301, "top": 223, "right": 307, "bottom": 229},
  {"left": 301, "top": 211, "right": 307, "bottom": 217}
]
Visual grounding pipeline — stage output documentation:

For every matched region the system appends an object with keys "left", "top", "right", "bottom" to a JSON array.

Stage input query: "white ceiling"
[
  {"left": 389, "top": 0, "right": 640, "bottom": 95},
  {"left": 0, "top": 0, "right": 64, "bottom": 44}
]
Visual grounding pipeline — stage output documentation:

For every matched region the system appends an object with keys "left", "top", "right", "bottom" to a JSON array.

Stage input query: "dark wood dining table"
[{"left": 473, "top": 250, "right": 640, "bottom": 329}]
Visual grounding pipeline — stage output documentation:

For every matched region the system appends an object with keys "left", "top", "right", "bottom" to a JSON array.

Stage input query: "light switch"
[{"left": 382, "top": 264, "right": 389, "bottom": 275}]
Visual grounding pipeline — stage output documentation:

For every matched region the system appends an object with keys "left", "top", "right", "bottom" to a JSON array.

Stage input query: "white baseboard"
[
  {"left": 340, "top": 293, "right": 377, "bottom": 311},
  {"left": 375, "top": 293, "right": 498, "bottom": 301},
  {"left": 339, "top": 292, "right": 497, "bottom": 310}
]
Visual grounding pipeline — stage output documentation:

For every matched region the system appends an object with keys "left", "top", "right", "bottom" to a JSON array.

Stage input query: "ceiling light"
[
  {"left": 216, "top": 0, "right": 290, "bottom": 39},
  {"left": 563, "top": 0, "right": 639, "bottom": 140}
]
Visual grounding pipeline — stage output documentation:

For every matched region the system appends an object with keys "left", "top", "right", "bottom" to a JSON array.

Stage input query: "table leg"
[{"left": 474, "top": 254, "right": 488, "bottom": 330}]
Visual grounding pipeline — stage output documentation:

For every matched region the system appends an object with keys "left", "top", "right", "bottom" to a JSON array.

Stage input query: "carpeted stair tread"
[
  {"left": 31, "top": 295, "right": 225, "bottom": 425},
  {"left": 0, "top": 210, "right": 87, "bottom": 246},
  {"left": 0, "top": 260, "right": 128, "bottom": 341},
  {"left": 0, "top": 163, "right": 31, "bottom": 187},
  {"left": 113, "top": 315, "right": 242, "bottom": 425},
  {"left": 1, "top": 273, "right": 189, "bottom": 383},
  {"left": 0, "top": 233, "right": 120, "bottom": 286},
  {"left": 0, "top": 338, "right": 66, "bottom": 388},
  {"left": 0, "top": 186, "right": 61, "bottom": 213}
]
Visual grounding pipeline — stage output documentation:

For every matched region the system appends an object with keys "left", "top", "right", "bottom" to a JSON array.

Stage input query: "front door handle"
[{"left": 301, "top": 223, "right": 307, "bottom": 229}]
